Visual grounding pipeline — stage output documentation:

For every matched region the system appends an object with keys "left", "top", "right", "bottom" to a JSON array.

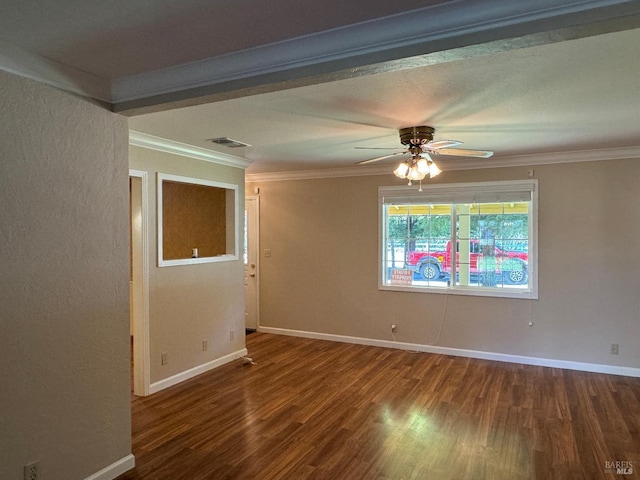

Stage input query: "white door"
[{"left": 244, "top": 196, "right": 259, "bottom": 331}]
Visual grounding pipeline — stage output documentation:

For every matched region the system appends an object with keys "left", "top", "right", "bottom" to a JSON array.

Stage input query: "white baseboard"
[
  {"left": 84, "top": 454, "right": 135, "bottom": 480},
  {"left": 258, "top": 327, "right": 640, "bottom": 378},
  {"left": 149, "top": 348, "right": 248, "bottom": 394}
]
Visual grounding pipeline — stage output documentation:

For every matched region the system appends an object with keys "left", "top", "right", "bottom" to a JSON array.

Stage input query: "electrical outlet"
[
  {"left": 610, "top": 344, "right": 619, "bottom": 355},
  {"left": 24, "top": 461, "right": 39, "bottom": 480},
  {"left": 202, "top": 340, "right": 208, "bottom": 351},
  {"left": 229, "top": 329, "right": 235, "bottom": 341},
  {"left": 391, "top": 324, "right": 397, "bottom": 333},
  {"left": 161, "top": 352, "right": 168, "bottom": 365}
]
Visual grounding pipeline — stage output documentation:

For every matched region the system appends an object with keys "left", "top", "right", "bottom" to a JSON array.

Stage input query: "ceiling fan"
[
  {"left": 356, "top": 126, "right": 494, "bottom": 164},
  {"left": 355, "top": 126, "right": 493, "bottom": 187}
]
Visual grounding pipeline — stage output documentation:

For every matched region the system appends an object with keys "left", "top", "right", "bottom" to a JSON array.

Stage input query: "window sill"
[
  {"left": 379, "top": 283, "right": 537, "bottom": 300},
  {"left": 159, "top": 254, "right": 238, "bottom": 268}
]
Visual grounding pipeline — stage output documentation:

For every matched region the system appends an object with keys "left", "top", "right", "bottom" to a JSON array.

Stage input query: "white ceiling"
[
  {"left": 130, "top": 28, "right": 640, "bottom": 174},
  {"left": 0, "top": 0, "right": 441, "bottom": 79},
  {"left": 1, "top": 0, "right": 639, "bottom": 175}
]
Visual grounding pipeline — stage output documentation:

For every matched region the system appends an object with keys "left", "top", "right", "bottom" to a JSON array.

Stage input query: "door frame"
[
  {"left": 245, "top": 195, "right": 260, "bottom": 331},
  {"left": 130, "top": 169, "right": 150, "bottom": 396}
]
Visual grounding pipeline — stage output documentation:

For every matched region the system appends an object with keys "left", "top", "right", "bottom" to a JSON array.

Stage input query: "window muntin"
[{"left": 380, "top": 180, "right": 537, "bottom": 299}]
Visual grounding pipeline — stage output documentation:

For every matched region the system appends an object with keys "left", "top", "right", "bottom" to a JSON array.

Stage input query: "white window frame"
[
  {"left": 157, "top": 173, "right": 239, "bottom": 267},
  {"left": 379, "top": 180, "right": 538, "bottom": 299}
]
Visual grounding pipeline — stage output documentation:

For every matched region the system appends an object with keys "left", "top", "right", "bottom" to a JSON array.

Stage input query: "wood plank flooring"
[{"left": 117, "top": 333, "right": 640, "bottom": 480}]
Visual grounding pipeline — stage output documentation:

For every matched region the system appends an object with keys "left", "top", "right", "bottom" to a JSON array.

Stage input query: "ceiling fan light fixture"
[
  {"left": 416, "top": 157, "right": 429, "bottom": 174},
  {"left": 357, "top": 126, "right": 491, "bottom": 187},
  {"left": 393, "top": 162, "right": 409, "bottom": 178},
  {"left": 428, "top": 161, "right": 441, "bottom": 178},
  {"left": 407, "top": 165, "right": 426, "bottom": 181}
]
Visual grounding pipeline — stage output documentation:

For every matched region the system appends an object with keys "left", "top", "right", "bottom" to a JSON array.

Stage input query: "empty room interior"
[{"left": 1, "top": 1, "right": 639, "bottom": 479}]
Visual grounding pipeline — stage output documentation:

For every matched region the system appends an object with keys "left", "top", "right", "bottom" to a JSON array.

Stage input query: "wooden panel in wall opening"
[{"left": 162, "top": 180, "right": 226, "bottom": 260}]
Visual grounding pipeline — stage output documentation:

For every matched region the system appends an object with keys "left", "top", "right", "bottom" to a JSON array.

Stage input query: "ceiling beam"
[{"left": 112, "top": 0, "right": 640, "bottom": 115}]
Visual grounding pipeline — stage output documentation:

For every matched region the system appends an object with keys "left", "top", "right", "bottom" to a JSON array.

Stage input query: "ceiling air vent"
[{"left": 209, "top": 137, "right": 251, "bottom": 148}]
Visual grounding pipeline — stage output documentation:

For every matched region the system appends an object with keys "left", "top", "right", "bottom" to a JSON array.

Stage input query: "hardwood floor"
[{"left": 118, "top": 333, "right": 640, "bottom": 480}]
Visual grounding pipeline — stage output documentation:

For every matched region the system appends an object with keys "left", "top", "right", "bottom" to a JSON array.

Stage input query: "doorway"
[
  {"left": 244, "top": 196, "right": 259, "bottom": 332},
  {"left": 129, "top": 170, "right": 150, "bottom": 396}
]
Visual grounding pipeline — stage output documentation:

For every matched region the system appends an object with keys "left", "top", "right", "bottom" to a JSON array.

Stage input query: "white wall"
[
  {"left": 129, "top": 146, "right": 246, "bottom": 388},
  {"left": 0, "top": 71, "right": 131, "bottom": 479},
  {"left": 248, "top": 158, "right": 640, "bottom": 371}
]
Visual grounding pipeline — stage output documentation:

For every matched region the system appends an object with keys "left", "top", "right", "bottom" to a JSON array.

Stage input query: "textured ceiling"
[
  {"left": 1, "top": 1, "right": 638, "bottom": 174},
  {"left": 0, "top": 0, "right": 444, "bottom": 78},
  {"left": 129, "top": 28, "right": 640, "bottom": 173}
]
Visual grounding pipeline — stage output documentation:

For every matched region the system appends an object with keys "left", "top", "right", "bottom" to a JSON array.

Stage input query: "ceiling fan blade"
[
  {"left": 354, "top": 146, "right": 407, "bottom": 150},
  {"left": 431, "top": 148, "right": 494, "bottom": 158},
  {"left": 425, "top": 140, "right": 462, "bottom": 150},
  {"left": 354, "top": 127, "right": 494, "bottom": 163},
  {"left": 357, "top": 151, "right": 407, "bottom": 165}
]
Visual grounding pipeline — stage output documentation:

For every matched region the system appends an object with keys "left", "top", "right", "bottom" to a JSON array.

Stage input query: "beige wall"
[
  {"left": 129, "top": 147, "right": 245, "bottom": 385},
  {"left": 248, "top": 158, "right": 640, "bottom": 368},
  {"left": 0, "top": 71, "right": 131, "bottom": 479}
]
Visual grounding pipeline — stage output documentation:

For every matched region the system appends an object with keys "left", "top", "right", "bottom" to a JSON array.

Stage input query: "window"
[
  {"left": 157, "top": 173, "right": 239, "bottom": 267},
  {"left": 380, "top": 180, "right": 537, "bottom": 299}
]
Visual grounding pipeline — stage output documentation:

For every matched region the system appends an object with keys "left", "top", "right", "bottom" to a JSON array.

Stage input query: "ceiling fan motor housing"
[{"left": 399, "top": 126, "right": 435, "bottom": 146}]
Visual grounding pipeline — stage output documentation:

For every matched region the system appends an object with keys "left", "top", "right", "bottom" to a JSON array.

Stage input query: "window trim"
[
  {"left": 378, "top": 180, "right": 538, "bottom": 299},
  {"left": 157, "top": 173, "right": 239, "bottom": 267}
]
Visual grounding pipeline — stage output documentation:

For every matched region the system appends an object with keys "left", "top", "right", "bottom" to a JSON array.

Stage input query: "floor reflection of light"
[
  {"left": 382, "top": 406, "right": 435, "bottom": 440},
  {"left": 380, "top": 403, "right": 531, "bottom": 479},
  {"left": 407, "top": 410, "right": 432, "bottom": 438},
  {"left": 379, "top": 406, "right": 440, "bottom": 479}
]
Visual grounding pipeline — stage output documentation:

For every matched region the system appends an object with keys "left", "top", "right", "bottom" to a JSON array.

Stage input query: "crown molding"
[
  {"left": 111, "top": 0, "right": 638, "bottom": 105},
  {"left": 129, "top": 131, "right": 251, "bottom": 169},
  {"left": 245, "top": 146, "right": 640, "bottom": 182},
  {"left": 245, "top": 165, "right": 390, "bottom": 183},
  {"left": 0, "top": 39, "right": 111, "bottom": 102}
]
